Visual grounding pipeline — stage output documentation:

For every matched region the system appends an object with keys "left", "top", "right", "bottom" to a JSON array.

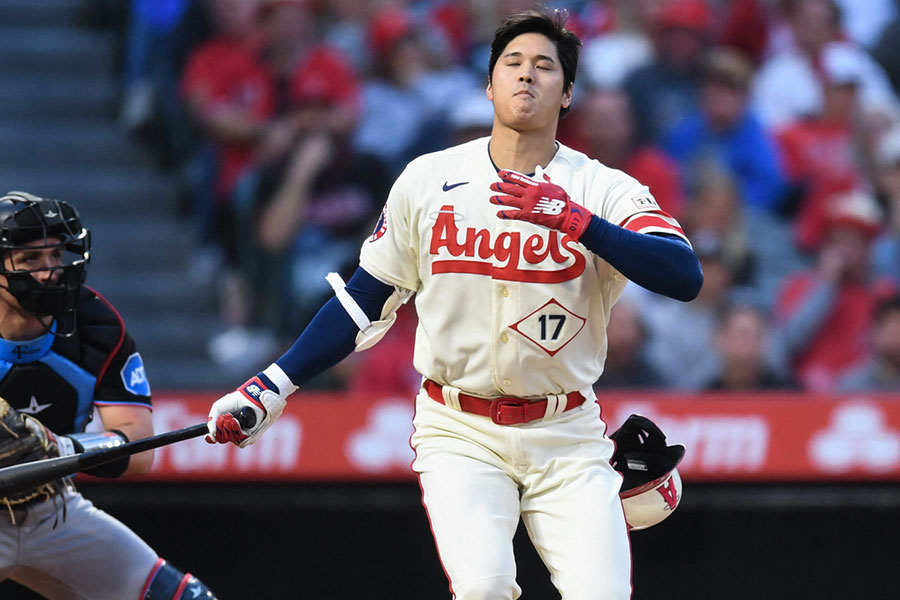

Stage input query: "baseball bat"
[{"left": 0, "top": 407, "right": 256, "bottom": 497}]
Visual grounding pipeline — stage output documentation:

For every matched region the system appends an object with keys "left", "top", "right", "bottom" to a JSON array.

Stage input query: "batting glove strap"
[
  {"left": 261, "top": 363, "right": 298, "bottom": 397},
  {"left": 489, "top": 169, "right": 594, "bottom": 240}
]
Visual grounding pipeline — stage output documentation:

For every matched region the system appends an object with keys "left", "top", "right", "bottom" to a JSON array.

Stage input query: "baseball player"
[
  {"left": 0, "top": 192, "right": 216, "bottom": 599},
  {"left": 207, "top": 9, "right": 703, "bottom": 599}
]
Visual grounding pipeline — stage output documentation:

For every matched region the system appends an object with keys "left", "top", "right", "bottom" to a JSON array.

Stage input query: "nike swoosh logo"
[{"left": 442, "top": 181, "right": 469, "bottom": 192}]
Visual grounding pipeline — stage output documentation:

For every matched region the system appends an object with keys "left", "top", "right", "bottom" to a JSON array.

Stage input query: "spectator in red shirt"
[
  {"left": 772, "top": 190, "right": 896, "bottom": 391},
  {"left": 181, "top": 0, "right": 273, "bottom": 209},
  {"left": 565, "top": 87, "right": 685, "bottom": 219}
]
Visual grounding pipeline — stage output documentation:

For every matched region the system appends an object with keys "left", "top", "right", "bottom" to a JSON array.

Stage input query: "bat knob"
[{"left": 234, "top": 406, "right": 257, "bottom": 430}]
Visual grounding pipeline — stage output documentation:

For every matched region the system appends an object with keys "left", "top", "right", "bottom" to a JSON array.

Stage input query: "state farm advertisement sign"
[{"left": 133, "top": 392, "right": 900, "bottom": 483}]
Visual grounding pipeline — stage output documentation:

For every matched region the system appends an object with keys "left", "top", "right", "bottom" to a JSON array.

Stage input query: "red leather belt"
[{"left": 424, "top": 379, "right": 586, "bottom": 425}]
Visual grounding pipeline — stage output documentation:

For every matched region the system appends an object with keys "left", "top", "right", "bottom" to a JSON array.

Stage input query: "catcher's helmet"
[
  {"left": 0, "top": 191, "right": 90, "bottom": 336},
  {"left": 610, "top": 414, "right": 685, "bottom": 531}
]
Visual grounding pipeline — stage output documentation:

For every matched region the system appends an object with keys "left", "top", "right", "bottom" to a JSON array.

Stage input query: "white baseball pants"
[{"left": 411, "top": 388, "right": 632, "bottom": 600}]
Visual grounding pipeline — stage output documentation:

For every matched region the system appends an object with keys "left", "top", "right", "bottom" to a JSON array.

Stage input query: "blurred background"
[{"left": 1, "top": 0, "right": 899, "bottom": 597}]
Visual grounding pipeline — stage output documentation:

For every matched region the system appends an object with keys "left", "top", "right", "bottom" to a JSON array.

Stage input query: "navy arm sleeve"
[
  {"left": 578, "top": 215, "right": 703, "bottom": 302},
  {"left": 274, "top": 267, "right": 396, "bottom": 386}
]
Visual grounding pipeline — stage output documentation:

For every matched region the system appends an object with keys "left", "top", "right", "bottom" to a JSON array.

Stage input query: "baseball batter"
[
  {"left": 208, "top": 10, "right": 702, "bottom": 599},
  {"left": 0, "top": 192, "right": 216, "bottom": 599}
]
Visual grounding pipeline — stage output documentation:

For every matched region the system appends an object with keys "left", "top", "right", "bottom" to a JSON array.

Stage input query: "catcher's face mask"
[{"left": 0, "top": 192, "right": 90, "bottom": 337}]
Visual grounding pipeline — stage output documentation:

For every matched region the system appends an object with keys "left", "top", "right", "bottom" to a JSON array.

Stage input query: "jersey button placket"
[
  {"left": 493, "top": 214, "right": 518, "bottom": 394},
  {"left": 495, "top": 279, "right": 519, "bottom": 393}
]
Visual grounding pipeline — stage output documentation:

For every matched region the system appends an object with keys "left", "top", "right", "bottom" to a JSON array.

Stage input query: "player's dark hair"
[{"left": 488, "top": 9, "right": 582, "bottom": 118}]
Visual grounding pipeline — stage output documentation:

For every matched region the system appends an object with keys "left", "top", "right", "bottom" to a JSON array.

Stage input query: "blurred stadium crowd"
[{"left": 96, "top": 0, "right": 900, "bottom": 396}]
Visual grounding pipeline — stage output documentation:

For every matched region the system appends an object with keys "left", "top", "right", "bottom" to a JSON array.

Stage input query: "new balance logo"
[
  {"left": 533, "top": 198, "right": 566, "bottom": 215},
  {"left": 244, "top": 383, "right": 263, "bottom": 399}
]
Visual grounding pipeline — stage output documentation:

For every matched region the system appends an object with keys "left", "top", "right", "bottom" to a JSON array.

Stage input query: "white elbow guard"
[{"left": 326, "top": 272, "right": 412, "bottom": 351}]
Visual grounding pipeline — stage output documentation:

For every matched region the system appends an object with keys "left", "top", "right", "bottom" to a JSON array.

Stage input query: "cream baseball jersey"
[{"left": 359, "top": 136, "right": 688, "bottom": 398}]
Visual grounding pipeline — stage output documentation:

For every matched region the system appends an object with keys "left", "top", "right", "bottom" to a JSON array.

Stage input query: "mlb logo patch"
[
  {"left": 632, "top": 196, "right": 659, "bottom": 210},
  {"left": 370, "top": 204, "right": 388, "bottom": 242},
  {"left": 120, "top": 353, "right": 151, "bottom": 396}
]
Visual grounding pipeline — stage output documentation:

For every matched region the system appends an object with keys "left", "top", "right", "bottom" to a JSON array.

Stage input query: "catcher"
[{"left": 0, "top": 192, "right": 215, "bottom": 599}]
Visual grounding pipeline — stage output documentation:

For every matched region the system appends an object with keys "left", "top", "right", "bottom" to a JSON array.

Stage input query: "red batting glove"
[
  {"left": 209, "top": 411, "right": 249, "bottom": 446},
  {"left": 489, "top": 170, "right": 594, "bottom": 240}
]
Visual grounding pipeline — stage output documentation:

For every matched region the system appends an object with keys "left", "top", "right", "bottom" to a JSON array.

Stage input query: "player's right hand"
[
  {"left": 489, "top": 169, "right": 594, "bottom": 240},
  {"left": 206, "top": 372, "right": 288, "bottom": 448}
]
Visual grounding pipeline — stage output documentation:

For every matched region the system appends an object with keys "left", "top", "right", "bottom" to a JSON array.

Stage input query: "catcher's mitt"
[{"left": 0, "top": 396, "right": 66, "bottom": 512}]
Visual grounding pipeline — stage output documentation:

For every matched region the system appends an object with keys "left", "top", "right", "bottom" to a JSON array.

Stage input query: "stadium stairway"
[{"left": 0, "top": 0, "right": 241, "bottom": 390}]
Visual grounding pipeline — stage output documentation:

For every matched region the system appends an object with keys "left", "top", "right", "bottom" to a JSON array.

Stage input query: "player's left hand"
[
  {"left": 490, "top": 170, "right": 594, "bottom": 240},
  {"left": 205, "top": 374, "right": 287, "bottom": 448}
]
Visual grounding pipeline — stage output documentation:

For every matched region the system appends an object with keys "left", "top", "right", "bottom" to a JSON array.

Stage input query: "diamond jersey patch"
[{"left": 508, "top": 298, "right": 587, "bottom": 356}]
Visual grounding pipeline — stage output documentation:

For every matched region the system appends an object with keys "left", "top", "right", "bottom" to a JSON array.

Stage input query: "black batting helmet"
[{"left": 0, "top": 191, "right": 91, "bottom": 336}]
